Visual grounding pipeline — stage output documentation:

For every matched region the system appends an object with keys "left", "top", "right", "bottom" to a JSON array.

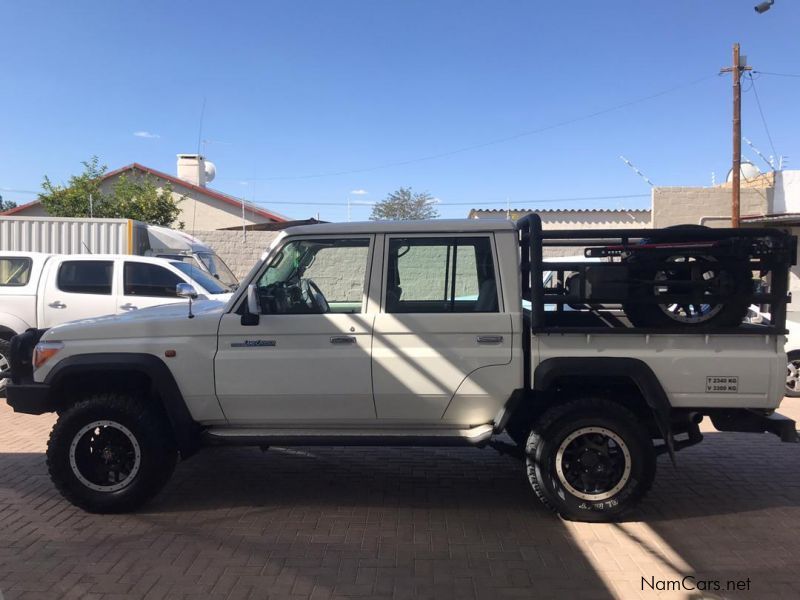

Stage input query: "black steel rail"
[{"left": 516, "top": 213, "right": 796, "bottom": 343}]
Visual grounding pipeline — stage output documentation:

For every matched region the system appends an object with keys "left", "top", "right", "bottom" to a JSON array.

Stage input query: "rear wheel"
[
  {"left": 47, "top": 393, "right": 177, "bottom": 513},
  {"left": 526, "top": 398, "right": 656, "bottom": 522},
  {"left": 786, "top": 350, "right": 800, "bottom": 397},
  {"left": 0, "top": 338, "right": 11, "bottom": 398}
]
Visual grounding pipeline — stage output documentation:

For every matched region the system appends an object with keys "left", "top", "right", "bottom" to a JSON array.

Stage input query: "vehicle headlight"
[{"left": 33, "top": 342, "right": 64, "bottom": 370}]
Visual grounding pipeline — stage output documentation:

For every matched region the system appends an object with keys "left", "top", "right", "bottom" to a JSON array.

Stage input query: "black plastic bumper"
[
  {"left": 5, "top": 383, "right": 54, "bottom": 415},
  {"left": 710, "top": 409, "right": 799, "bottom": 443}
]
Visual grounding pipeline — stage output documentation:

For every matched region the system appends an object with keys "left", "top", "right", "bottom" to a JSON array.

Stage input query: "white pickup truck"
[
  {"left": 0, "top": 252, "right": 232, "bottom": 394},
  {"left": 2, "top": 217, "right": 797, "bottom": 522}
]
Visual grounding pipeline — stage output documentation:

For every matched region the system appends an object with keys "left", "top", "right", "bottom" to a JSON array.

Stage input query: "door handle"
[
  {"left": 120, "top": 303, "right": 138, "bottom": 311},
  {"left": 476, "top": 335, "right": 504, "bottom": 344},
  {"left": 330, "top": 335, "right": 357, "bottom": 345},
  {"left": 48, "top": 301, "right": 66, "bottom": 309}
]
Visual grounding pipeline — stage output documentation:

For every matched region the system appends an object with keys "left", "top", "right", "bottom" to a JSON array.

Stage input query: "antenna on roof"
[{"left": 619, "top": 156, "right": 655, "bottom": 187}]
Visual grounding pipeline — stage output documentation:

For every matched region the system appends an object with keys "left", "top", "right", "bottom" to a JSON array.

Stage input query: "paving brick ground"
[{"left": 1, "top": 401, "right": 799, "bottom": 600}]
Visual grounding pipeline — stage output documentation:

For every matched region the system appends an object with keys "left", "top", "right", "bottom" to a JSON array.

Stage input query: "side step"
[{"left": 203, "top": 424, "right": 495, "bottom": 447}]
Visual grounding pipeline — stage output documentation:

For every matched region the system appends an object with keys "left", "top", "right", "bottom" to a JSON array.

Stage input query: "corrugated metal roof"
[
  {"left": 470, "top": 208, "right": 650, "bottom": 213},
  {"left": 742, "top": 213, "right": 800, "bottom": 224}
]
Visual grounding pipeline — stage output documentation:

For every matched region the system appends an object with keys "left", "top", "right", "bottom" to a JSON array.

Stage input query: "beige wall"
[
  {"left": 98, "top": 172, "right": 273, "bottom": 231},
  {"left": 1, "top": 202, "right": 48, "bottom": 217},
  {"left": 470, "top": 211, "right": 652, "bottom": 258},
  {"left": 470, "top": 210, "right": 650, "bottom": 230},
  {"left": 652, "top": 186, "right": 771, "bottom": 228},
  {"left": 194, "top": 230, "right": 280, "bottom": 279},
  {"left": 4, "top": 173, "right": 275, "bottom": 230},
  {"left": 537, "top": 211, "right": 650, "bottom": 230}
]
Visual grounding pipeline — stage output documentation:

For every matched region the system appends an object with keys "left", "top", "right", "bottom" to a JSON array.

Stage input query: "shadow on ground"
[{"left": 1, "top": 429, "right": 798, "bottom": 598}]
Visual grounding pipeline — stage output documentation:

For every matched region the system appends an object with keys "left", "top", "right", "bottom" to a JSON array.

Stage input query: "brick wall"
[
  {"left": 303, "top": 245, "right": 369, "bottom": 302},
  {"left": 652, "top": 187, "right": 771, "bottom": 228},
  {"left": 194, "top": 230, "right": 280, "bottom": 279}
]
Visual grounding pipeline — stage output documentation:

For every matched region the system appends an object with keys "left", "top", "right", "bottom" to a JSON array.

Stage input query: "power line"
[
  {"left": 752, "top": 70, "right": 800, "bottom": 79},
  {"left": 747, "top": 74, "right": 779, "bottom": 167},
  {"left": 248, "top": 193, "right": 650, "bottom": 208},
  {"left": 0, "top": 188, "right": 40, "bottom": 194},
  {"left": 221, "top": 74, "right": 718, "bottom": 182}
]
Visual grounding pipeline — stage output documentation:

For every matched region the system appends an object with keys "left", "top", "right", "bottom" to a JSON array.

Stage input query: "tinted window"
[
  {"left": 386, "top": 237, "right": 498, "bottom": 313},
  {"left": 57, "top": 261, "right": 113, "bottom": 295},
  {"left": 0, "top": 257, "right": 33, "bottom": 286},
  {"left": 124, "top": 262, "right": 183, "bottom": 297}
]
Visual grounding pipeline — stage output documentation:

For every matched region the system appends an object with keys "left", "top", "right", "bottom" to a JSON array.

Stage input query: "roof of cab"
[{"left": 282, "top": 218, "right": 517, "bottom": 236}]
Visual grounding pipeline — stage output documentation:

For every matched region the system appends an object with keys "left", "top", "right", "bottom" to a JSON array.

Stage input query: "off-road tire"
[
  {"left": 0, "top": 338, "right": 11, "bottom": 399},
  {"left": 786, "top": 350, "right": 800, "bottom": 398},
  {"left": 623, "top": 258, "right": 751, "bottom": 330},
  {"left": 526, "top": 397, "right": 656, "bottom": 522},
  {"left": 47, "top": 393, "right": 177, "bottom": 513}
]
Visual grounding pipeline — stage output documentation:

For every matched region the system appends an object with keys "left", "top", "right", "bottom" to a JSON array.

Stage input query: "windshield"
[
  {"left": 196, "top": 252, "right": 238, "bottom": 288},
  {"left": 170, "top": 261, "right": 231, "bottom": 294}
]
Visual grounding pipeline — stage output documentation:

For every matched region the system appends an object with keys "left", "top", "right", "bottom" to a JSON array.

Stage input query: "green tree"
[
  {"left": 370, "top": 187, "right": 439, "bottom": 220},
  {"left": 40, "top": 157, "right": 184, "bottom": 226},
  {"left": 0, "top": 195, "right": 17, "bottom": 212}
]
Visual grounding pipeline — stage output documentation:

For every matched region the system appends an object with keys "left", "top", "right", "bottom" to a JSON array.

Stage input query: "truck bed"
[{"left": 534, "top": 325, "right": 785, "bottom": 409}]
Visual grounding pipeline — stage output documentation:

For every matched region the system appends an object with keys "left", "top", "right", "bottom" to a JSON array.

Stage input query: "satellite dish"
[
  {"left": 204, "top": 160, "right": 216, "bottom": 183},
  {"left": 726, "top": 161, "right": 760, "bottom": 182}
]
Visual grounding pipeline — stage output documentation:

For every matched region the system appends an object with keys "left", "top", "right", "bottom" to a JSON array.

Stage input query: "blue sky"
[{"left": 1, "top": 0, "right": 798, "bottom": 222}]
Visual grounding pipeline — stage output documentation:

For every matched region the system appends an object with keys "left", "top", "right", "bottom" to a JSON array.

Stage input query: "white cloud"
[
  {"left": 133, "top": 131, "right": 160, "bottom": 139},
  {"left": 350, "top": 189, "right": 368, "bottom": 195}
]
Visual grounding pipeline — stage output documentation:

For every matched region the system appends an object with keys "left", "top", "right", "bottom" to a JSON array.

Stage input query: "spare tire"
[
  {"left": 624, "top": 254, "right": 751, "bottom": 329},
  {"left": 622, "top": 226, "right": 752, "bottom": 329}
]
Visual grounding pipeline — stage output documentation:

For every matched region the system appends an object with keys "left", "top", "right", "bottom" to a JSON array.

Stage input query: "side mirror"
[
  {"left": 176, "top": 283, "right": 199, "bottom": 319},
  {"left": 242, "top": 284, "right": 261, "bottom": 326},
  {"left": 176, "top": 283, "right": 198, "bottom": 299}
]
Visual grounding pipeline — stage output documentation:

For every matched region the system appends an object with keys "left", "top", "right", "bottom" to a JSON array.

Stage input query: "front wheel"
[
  {"left": 46, "top": 393, "right": 178, "bottom": 513},
  {"left": 0, "top": 338, "right": 10, "bottom": 398},
  {"left": 526, "top": 398, "right": 656, "bottom": 522},
  {"left": 786, "top": 351, "right": 800, "bottom": 397}
]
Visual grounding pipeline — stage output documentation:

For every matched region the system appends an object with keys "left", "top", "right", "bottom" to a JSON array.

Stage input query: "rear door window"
[
  {"left": 57, "top": 261, "right": 113, "bottom": 295},
  {"left": 385, "top": 236, "right": 498, "bottom": 313}
]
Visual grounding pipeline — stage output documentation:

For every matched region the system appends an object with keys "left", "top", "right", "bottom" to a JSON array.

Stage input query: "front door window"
[{"left": 254, "top": 238, "right": 370, "bottom": 314}]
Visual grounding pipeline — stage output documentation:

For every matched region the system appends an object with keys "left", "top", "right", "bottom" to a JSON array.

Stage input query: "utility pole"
[{"left": 721, "top": 43, "right": 751, "bottom": 227}]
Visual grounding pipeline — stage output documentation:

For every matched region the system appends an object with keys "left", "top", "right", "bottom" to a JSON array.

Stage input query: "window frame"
[
  {"left": 0, "top": 256, "right": 33, "bottom": 287},
  {"left": 380, "top": 233, "right": 502, "bottom": 314},
  {"left": 237, "top": 234, "right": 376, "bottom": 316},
  {"left": 56, "top": 259, "right": 115, "bottom": 296}
]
